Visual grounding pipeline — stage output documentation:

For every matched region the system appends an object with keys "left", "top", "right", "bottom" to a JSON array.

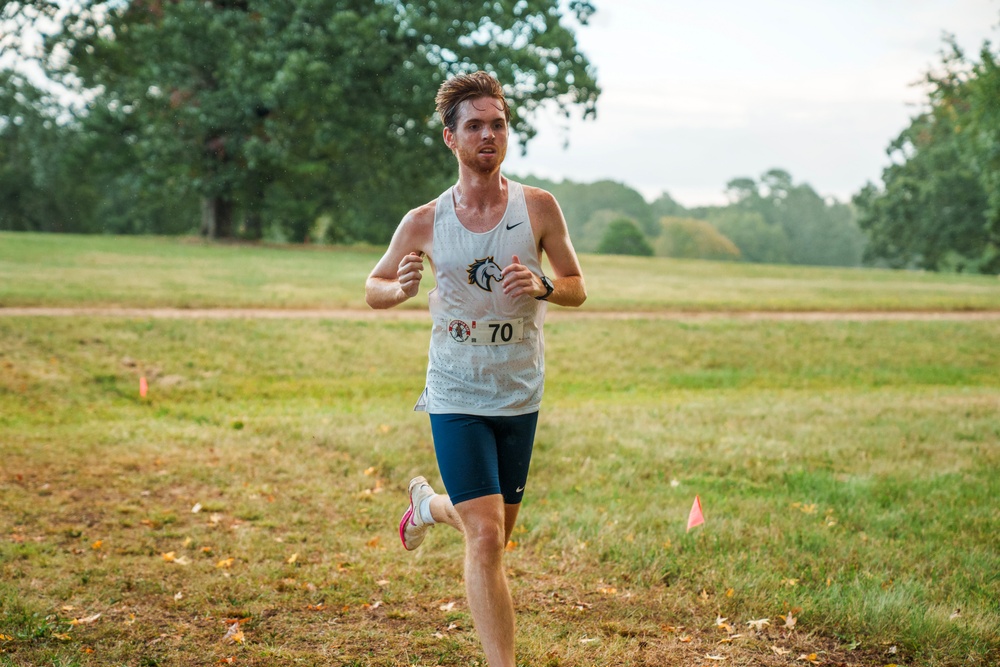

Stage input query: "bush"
[
  {"left": 597, "top": 219, "right": 654, "bottom": 256},
  {"left": 656, "top": 216, "right": 741, "bottom": 260}
]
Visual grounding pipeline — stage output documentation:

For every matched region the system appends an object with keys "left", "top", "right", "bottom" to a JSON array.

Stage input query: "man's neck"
[{"left": 453, "top": 167, "right": 507, "bottom": 214}]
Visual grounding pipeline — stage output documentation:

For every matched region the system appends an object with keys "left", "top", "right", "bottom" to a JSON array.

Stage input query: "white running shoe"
[{"left": 399, "top": 476, "right": 435, "bottom": 551}]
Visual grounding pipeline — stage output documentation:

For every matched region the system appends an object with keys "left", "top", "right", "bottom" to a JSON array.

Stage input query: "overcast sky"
[{"left": 504, "top": 0, "right": 1000, "bottom": 207}]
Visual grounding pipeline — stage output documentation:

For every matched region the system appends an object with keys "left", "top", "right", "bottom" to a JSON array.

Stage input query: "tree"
[
  {"left": 656, "top": 216, "right": 740, "bottom": 261},
  {"left": 597, "top": 218, "right": 653, "bottom": 256},
  {"left": 0, "top": 70, "right": 101, "bottom": 232},
  {"left": 855, "top": 36, "right": 999, "bottom": 273},
  {"left": 650, "top": 191, "right": 687, "bottom": 220},
  {"left": 706, "top": 208, "right": 789, "bottom": 264},
  {"left": 722, "top": 170, "right": 864, "bottom": 266},
  {"left": 42, "top": 0, "right": 601, "bottom": 241}
]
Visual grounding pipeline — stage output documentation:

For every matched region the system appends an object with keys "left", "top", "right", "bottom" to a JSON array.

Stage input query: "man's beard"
[{"left": 457, "top": 142, "right": 506, "bottom": 174}]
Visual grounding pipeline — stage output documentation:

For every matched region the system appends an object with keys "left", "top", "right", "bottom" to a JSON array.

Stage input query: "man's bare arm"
[
  {"left": 524, "top": 187, "right": 587, "bottom": 308},
  {"left": 365, "top": 205, "right": 434, "bottom": 310}
]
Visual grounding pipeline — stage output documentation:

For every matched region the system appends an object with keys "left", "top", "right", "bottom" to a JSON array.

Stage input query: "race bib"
[{"left": 447, "top": 318, "right": 524, "bottom": 345}]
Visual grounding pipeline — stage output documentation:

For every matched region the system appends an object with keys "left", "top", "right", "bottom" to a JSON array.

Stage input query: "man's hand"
[
  {"left": 398, "top": 252, "right": 425, "bottom": 298},
  {"left": 501, "top": 254, "right": 544, "bottom": 299}
]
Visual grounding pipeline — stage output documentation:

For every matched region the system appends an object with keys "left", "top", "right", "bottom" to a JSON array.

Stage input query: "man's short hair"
[{"left": 435, "top": 71, "right": 512, "bottom": 131}]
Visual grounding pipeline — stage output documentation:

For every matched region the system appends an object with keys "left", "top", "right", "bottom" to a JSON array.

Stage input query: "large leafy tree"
[
  {"left": 855, "top": 36, "right": 1000, "bottom": 273},
  {"left": 40, "top": 0, "right": 600, "bottom": 241}
]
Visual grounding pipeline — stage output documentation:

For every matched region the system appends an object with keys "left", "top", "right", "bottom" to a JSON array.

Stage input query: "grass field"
[
  {"left": 3, "top": 232, "right": 1000, "bottom": 312},
  {"left": 1, "top": 232, "right": 999, "bottom": 666}
]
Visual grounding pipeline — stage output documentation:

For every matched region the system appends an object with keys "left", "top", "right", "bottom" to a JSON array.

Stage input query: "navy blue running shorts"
[{"left": 428, "top": 412, "right": 539, "bottom": 506}]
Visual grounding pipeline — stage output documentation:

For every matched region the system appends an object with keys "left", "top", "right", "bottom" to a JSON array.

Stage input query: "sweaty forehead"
[{"left": 456, "top": 96, "right": 506, "bottom": 124}]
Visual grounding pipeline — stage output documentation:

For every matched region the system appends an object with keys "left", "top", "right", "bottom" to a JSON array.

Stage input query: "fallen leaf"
[
  {"left": 366, "top": 536, "right": 381, "bottom": 548},
  {"left": 174, "top": 592, "right": 183, "bottom": 601},
  {"left": 216, "top": 557, "right": 235, "bottom": 569},
  {"left": 505, "top": 540, "right": 517, "bottom": 551},
  {"left": 191, "top": 503, "right": 203, "bottom": 513},
  {"left": 782, "top": 578, "right": 800, "bottom": 587},
  {"left": 161, "top": 552, "right": 176, "bottom": 562},
  {"left": 705, "top": 655, "right": 726, "bottom": 661},
  {"left": 53, "top": 632, "right": 72, "bottom": 641},
  {"left": 221, "top": 622, "right": 244, "bottom": 644},
  {"left": 287, "top": 553, "right": 299, "bottom": 564},
  {"left": 725, "top": 587, "right": 734, "bottom": 597},
  {"left": 91, "top": 540, "right": 103, "bottom": 550},
  {"left": 747, "top": 618, "right": 770, "bottom": 631},
  {"left": 679, "top": 635, "right": 692, "bottom": 643},
  {"left": 598, "top": 586, "right": 617, "bottom": 595},
  {"left": 439, "top": 601, "right": 457, "bottom": 612},
  {"left": 579, "top": 637, "right": 598, "bottom": 644},
  {"left": 0, "top": 633, "right": 14, "bottom": 641},
  {"left": 781, "top": 612, "right": 798, "bottom": 629},
  {"left": 771, "top": 646, "right": 791, "bottom": 656},
  {"left": 70, "top": 613, "right": 102, "bottom": 626},
  {"left": 797, "top": 653, "right": 820, "bottom": 664},
  {"left": 364, "top": 466, "right": 378, "bottom": 475}
]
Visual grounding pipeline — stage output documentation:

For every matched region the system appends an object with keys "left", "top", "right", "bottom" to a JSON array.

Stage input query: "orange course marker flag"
[
  {"left": 687, "top": 495, "right": 704, "bottom": 532},
  {"left": 140, "top": 377, "right": 148, "bottom": 398}
]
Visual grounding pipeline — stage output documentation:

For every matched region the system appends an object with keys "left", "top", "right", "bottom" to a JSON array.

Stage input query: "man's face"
[{"left": 444, "top": 96, "right": 508, "bottom": 174}]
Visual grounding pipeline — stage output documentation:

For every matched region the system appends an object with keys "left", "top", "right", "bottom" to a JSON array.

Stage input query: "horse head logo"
[{"left": 467, "top": 256, "right": 503, "bottom": 292}]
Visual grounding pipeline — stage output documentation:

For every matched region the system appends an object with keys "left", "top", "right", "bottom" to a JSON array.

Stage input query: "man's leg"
[{"left": 455, "top": 494, "right": 516, "bottom": 667}]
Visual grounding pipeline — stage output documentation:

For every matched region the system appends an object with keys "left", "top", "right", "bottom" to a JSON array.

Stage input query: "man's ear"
[{"left": 442, "top": 127, "right": 455, "bottom": 151}]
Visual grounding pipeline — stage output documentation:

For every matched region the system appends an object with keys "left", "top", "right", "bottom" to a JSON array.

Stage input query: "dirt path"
[{"left": 3, "top": 306, "right": 1000, "bottom": 321}]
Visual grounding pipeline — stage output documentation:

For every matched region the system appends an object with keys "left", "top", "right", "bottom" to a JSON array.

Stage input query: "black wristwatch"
[{"left": 535, "top": 275, "right": 554, "bottom": 301}]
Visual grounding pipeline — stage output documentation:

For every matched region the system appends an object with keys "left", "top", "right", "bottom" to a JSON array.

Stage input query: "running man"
[{"left": 365, "top": 71, "right": 586, "bottom": 667}]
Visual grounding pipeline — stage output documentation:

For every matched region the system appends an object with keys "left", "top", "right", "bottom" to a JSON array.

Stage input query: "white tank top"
[{"left": 417, "top": 179, "right": 546, "bottom": 416}]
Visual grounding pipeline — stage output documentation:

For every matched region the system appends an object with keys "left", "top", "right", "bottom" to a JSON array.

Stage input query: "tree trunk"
[
  {"left": 200, "top": 196, "right": 234, "bottom": 239},
  {"left": 244, "top": 174, "right": 265, "bottom": 240}
]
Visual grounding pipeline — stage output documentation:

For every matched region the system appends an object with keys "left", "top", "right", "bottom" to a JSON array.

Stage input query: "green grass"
[
  {"left": 3, "top": 231, "right": 1000, "bottom": 311},
  {"left": 1, "top": 233, "right": 999, "bottom": 666}
]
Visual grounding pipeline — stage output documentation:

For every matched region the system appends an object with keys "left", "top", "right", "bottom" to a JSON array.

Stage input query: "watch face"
[{"left": 538, "top": 276, "right": 554, "bottom": 300}]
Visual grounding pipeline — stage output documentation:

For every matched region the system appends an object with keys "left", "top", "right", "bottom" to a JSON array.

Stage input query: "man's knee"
[
  {"left": 457, "top": 498, "right": 507, "bottom": 559},
  {"left": 465, "top": 522, "right": 506, "bottom": 568}
]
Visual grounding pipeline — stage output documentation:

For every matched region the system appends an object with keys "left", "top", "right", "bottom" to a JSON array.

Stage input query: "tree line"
[
  {"left": 1, "top": 2, "right": 998, "bottom": 273},
  {"left": 521, "top": 169, "right": 866, "bottom": 267}
]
